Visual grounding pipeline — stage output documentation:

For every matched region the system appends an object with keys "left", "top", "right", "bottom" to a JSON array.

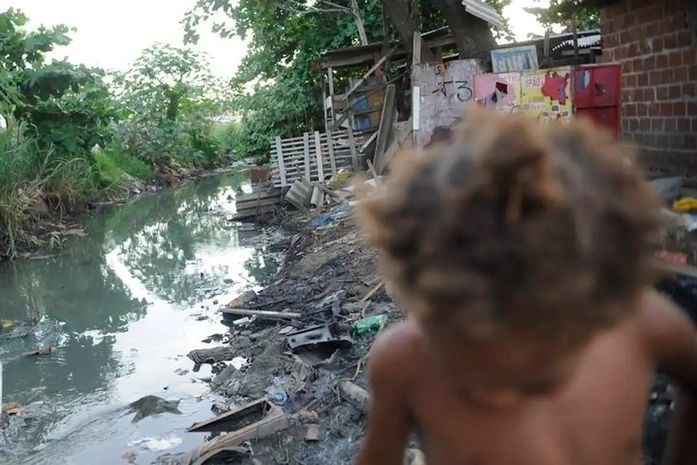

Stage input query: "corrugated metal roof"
[
  {"left": 552, "top": 34, "right": 602, "bottom": 51},
  {"left": 462, "top": 0, "right": 505, "bottom": 29}
]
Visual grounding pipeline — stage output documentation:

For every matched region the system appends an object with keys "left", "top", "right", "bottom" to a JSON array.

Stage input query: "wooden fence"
[{"left": 271, "top": 128, "right": 368, "bottom": 187}]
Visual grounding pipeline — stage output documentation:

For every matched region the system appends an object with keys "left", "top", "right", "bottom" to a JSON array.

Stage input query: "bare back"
[{"left": 356, "top": 292, "right": 697, "bottom": 465}]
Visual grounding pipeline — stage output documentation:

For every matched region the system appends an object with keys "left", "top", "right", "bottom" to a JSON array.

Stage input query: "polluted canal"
[{"left": 0, "top": 171, "right": 282, "bottom": 465}]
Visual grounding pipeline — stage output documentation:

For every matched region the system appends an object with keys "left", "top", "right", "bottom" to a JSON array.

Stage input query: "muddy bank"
[
  {"left": 0, "top": 160, "right": 252, "bottom": 262},
  {"left": 165, "top": 204, "right": 691, "bottom": 465}
]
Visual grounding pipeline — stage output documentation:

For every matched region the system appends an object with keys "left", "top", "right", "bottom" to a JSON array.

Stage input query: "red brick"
[
  {"left": 637, "top": 104, "right": 648, "bottom": 117},
  {"left": 650, "top": 70, "right": 662, "bottom": 86},
  {"left": 677, "top": 30, "right": 692, "bottom": 48},
  {"left": 684, "top": 135, "right": 697, "bottom": 150},
  {"left": 690, "top": 66, "right": 697, "bottom": 81},
  {"left": 669, "top": 85, "right": 682, "bottom": 100},
  {"left": 604, "top": 48, "right": 616, "bottom": 62},
  {"left": 662, "top": 69, "right": 674, "bottom": 83},
  {"left": 625, "top": 13, "right": 638, "bottom": 29},
  {"left": 620, "top": 30, "right": 631, "bottom": 44},
  {"left": 656, "top": 53, "right": 668, "bottom": 69},
  {"left": 665, "top": 118, "right": 677, "bottom": 131},
  {"left": 649, "top": 102, "right": 661, "bottom": 116},
  {"left": 638, "top": 72, "right": 649, "bottom": 87},
  {"left": 646, "top": 21, "right": 660, "bottom": 37},
  {"left": 685, "top": 83, "right": 697, "bottom": 100},
  {"left": 688, "top": 102, "right": 697, "bottom": 116},
  {"left": 644, "top": 56, "right": 656, "bottom": 70},
  {"left": 644, "top": 87, "right": 656, "bottom": 101},
  {"left": 683, "top": 50, "right": 697, "bottom": 66},
  {"left": 625, "top": 59, "right": 635, "bottom": 73},
  {"left": 669, "top": 51, "right": 683, "bottom": 67},
  {"left": 616, "top": 46, "right": 628, "bottom": 61},
  {"left": 693, "top": 118, "right": 697, "bottom": 132},
  {"left": 605, "top": 33, "right": 618, "bottom": 49},
  {"left": 640, "top": 118, "right": 651, "bottom": 131},
  {"left": 664, "top": 33, "right": 678, "bottom": 50},
  {"left": 678, "top": 118, "right": 691, "bottom": 132},
  {"left": 625, "top": 103, "right": 636, "bottom": 117},
  {"left": 660, "top": 102, "right": 673, "bottom": 115},
  {"left": 657, "top": 86, "right": 669, "bottom": 101},
  {"left": 673, "top": 66, "right": 689, "bottom": 82},
  {"left": 653, "top": 118, "right": 666, "bottom": 131},
  {"left": 674, "top": 101, "right": 687, "bottom": 116},
  {"left": 622, "top": 89, "right": 633, "bottom": 102},
  {"left": 625, "top": 74, "right": 638, "bottom": 88},
  {"left": 652, "top": 37, "right": 664, "bottom": 53}
]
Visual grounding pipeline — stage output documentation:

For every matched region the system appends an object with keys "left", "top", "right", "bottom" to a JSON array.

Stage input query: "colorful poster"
[
  {"left": 520, "top": 67, "right": 573, "bottom": 124},
  {"left": 491, "top": 45, "right": 539, "bottom": 73},
  {"left": 474, "top": 73, "right": 521, "bottom": 113}
]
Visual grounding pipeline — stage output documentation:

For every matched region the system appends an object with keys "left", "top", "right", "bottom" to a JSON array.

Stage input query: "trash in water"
[
  {"left": 128, "top": 435, "right": 184, "bottom": 451},
  {"left": 127, "top": 395, "right": 182, "bottom": 423},
  {"left": 353, "top": 314, "right": 387, "bottom": 335},
  {"left": 22, "top": 347, "right": 53, "bottom": 357},
  {"left": 2, "top": 403, "right": 22, "bottom": 416},
  {"left": 1, "top": 319, "right": 14, "bottom": 329},
  {"left": 231, "top": 356, "right": 248, "bottom": 370}
]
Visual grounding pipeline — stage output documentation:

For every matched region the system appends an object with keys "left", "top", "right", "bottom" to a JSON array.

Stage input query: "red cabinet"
[{"left": 573, "top": 65, "right": 621, "bottom": 135}]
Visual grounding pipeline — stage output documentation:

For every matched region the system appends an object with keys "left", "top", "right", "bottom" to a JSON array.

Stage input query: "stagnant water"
[{"left": 0, "top": 171, "right": 282, "bottom": 465}]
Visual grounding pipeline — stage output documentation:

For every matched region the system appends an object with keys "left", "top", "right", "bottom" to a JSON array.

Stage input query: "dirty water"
[{"left": 0, "top": 171, "right": 282, "bottom": 465}]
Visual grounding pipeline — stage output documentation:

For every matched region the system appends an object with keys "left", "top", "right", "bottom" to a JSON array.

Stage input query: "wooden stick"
[
  {"left": 221, "top": 308, "right": 302, "bottom": 320},
  {"left": 361, "top": 281, "right": 385, "bottom": 303}
]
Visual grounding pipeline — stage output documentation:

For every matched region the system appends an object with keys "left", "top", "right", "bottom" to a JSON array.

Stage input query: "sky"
[{"left": 1, "top": 0, "right": 548, "bottom": 79}]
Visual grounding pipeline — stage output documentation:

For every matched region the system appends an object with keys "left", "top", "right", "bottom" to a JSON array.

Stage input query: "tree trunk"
[
  {"left": 383, "top": 0, "right": 436, "bottom": 63},
  {"left": 430, "top": 0, "right": 496, "bottom": 61},
  {"left": 349, "top": 0, "right": 369, "bottom": 45}
]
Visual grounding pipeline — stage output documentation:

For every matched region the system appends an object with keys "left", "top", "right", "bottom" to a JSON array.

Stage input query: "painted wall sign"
[{"left": 412, "top": 60, "right": 484, "bottom": 148}]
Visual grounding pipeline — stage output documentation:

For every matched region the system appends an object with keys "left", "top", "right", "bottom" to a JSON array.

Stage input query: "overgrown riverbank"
[{"left": 0, "top": 9, "right": 245, "bottom": 261}]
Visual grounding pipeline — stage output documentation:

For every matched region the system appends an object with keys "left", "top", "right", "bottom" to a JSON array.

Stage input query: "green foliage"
[
  {"left": 94, "top": 144, "right": 153, "bottom": 187},
  {"left": 184, "top": 0, "right": 510, "bottom": 163},
  {"left": 526, "top": 0, "right": 600, "bottom": 33},
  {"left": 112, "top": 44, "right": 225, "bottom": 167},
  {"left": 0, "top": 9, "right": 230, "bottom": 258}
]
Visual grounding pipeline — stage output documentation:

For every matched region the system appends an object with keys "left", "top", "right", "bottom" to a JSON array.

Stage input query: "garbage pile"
[{"left": 159, "top": 191, "right": 402, "bottom": 465}]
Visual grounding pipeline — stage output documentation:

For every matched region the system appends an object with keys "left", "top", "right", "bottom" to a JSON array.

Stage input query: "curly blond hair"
[{"left": 359, "top": 106, "right": 661, "bottom": 344}]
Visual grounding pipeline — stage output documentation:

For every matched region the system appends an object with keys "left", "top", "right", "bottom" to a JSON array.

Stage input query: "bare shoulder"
[
  {"left": 367, "top": 319, "right": 427, "bottom": 391},
  {"left": 636, "top": 289, "right": 697, "bottom": 389}
]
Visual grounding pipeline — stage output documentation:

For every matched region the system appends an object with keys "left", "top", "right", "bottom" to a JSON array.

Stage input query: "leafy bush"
[{"left": 94, "top": 144, "right": 153, "bottom": 187}]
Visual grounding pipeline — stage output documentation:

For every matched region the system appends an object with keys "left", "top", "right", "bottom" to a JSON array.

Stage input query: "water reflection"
[{"left": 0, "top": 171, "right": 281, "bottom": 464}]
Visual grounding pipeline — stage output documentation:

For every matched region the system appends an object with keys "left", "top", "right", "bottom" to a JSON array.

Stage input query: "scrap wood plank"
[
  {"left": 373, "top": 84, "right": 397, "bottom": 169},
  {"left": 221, "top": 308, "right": 302, "bottom": 320},
  {"left": 303, "top": 132, "right": 311, "bottom": 181},
  {"left": 347, "top": 126, "right": 358, "bottom": 169},
  {"left": 342, "top": 45, "right": 398, "bottom": 103},
  {"left": 275, "top": 136, "right": 287, "bottom": 187},
  {"left": 361, "top": 281, "right": 385, "bottom": 302},
  {"left": 314, "top": 131, "right": 325, "bottom": 181},
  {"left": 375, "top": 117, "right": 412, "bottom": 175},
  {"left": 327, "top": 130, "right": 338, "bottom": 177}
]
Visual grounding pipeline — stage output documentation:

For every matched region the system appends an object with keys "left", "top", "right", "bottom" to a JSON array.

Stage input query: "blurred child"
[{"left": 356, "top": 107, "right": 697, "bottom": 465}]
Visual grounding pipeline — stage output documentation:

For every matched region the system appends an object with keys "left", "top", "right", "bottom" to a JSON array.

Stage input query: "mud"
[{"left": 169, "top": 205, "right": 694, "bottom": 465}]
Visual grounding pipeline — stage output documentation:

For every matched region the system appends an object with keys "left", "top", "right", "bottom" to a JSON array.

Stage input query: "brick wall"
[{"left": 601, "top": 0, "right": 697, "bottom": 175}]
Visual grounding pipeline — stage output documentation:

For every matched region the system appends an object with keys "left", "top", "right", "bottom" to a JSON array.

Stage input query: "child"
[{"left": 356, "top": 107, "right": 697, "bottom": 465}]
